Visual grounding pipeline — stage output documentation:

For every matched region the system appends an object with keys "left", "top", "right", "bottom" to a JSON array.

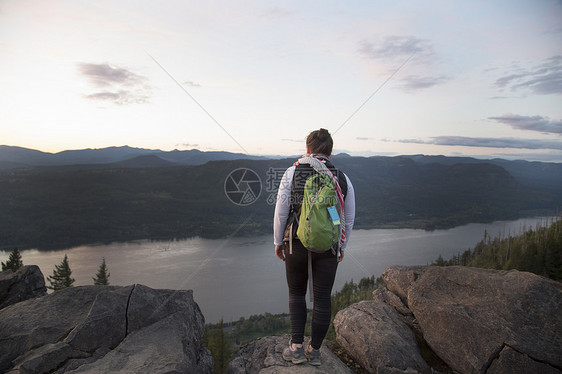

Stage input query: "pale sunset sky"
[{"left": 1, "top": 0, "right": 561, "bottom": 161}]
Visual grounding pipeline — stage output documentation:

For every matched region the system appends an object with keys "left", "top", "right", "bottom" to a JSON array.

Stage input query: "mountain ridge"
[
  {"left": 3, "top": 145, "right": 562, "bottom": 180},
  {"left": 0, "top": 145, "right": 269, "bottom": 168},
  {"left": 398, "top": 154, "right": 562, "bottom": 191}
]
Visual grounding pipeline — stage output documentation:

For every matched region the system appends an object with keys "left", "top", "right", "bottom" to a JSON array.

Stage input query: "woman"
[{"left": 273, "top": 128, "right": 355, "bottom": 366}]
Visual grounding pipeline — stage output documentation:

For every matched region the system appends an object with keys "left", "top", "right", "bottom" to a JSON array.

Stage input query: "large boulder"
[
  {"left": 385, "top": 265, "right": 562, "bottom": 374},
  {"left": 333, "top": 300, "right": 430, "bottom": 374},
  {"left": 335, "top": 266, "right": 562, "bottom": 374},
  {"left": 406, "top": 266, "right": 562, "bottom": 374},
  {"left": 0, "top": 265, "right": 47, "bottom": 309},
  {"left": 0, "top": 284, "right": 213, "bottom": 374},
  {"left": 226, "top": 334, "right": 353, "bottom": 374}
]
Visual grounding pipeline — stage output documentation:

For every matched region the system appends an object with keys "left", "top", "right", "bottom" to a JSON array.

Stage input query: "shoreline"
[{"left": 1, "top": 212, "right": 557, "bottom": 253}]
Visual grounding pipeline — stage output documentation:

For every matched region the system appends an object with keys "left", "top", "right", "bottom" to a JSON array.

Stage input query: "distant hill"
[
  {"left": 400, "top": 154, "right": 562, "bottom": 193},
  {"left": 331, "top": 155, "right": 559, "bottom": 230},
  {"left": 110, "top": 154, "right": 177, "bottom": 168},
  {"left": 0, "top": 153, "right": 560, "bottom": 251},
  {"left": 0, "top": 145, "right": 268, "bottom": 168}
]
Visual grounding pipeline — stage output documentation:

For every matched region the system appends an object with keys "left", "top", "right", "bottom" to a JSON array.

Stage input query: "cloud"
[
  {"left": 396, "top": 136, "right": 562, "bottom": 150},
  {"left": 78, "top": 63, "right": 146, "bottom": 87},
  {"left": 358, "top": 36, "right": 448, "bottom": 92},
  {"left": 356, "top": 137, "right": 371, "bottom": 141},
  {"left": 494, "top": 56, "right": 562, "bottom": 95},
  {"left": 359, "top": 35, "right": 434, "bottom": 60},
  {"left": 333, "top": 148, "right": 398, "bottom": 157},
  {"left": 83, "top": 92, "right": 122, "bottom": 101},
  {"left": 489, "top": 114, "right": 562, "bottom": 135},
  {"left": 359, "top": 36, "right": 426, "bottom": 60},
  {"left": 175, "top": 143, "right": 199, "bottom": 148},
  {"left": 281, "top": 138, "right": 303, "bottom": 143},
  {"left": 82, "top": 90, "right": 150, "bottom": 105},
  {"left": 397, "top": 75, "right": 450, "bottom": 91},
  {"left": 488, "top": 95, "right": 523, "bottom": 100},
  {"left": 183, "top": 80, "right": 201, "bottom": 87},
  {"left": 78, "top": 62, "right": 152, "bottom": 105}
]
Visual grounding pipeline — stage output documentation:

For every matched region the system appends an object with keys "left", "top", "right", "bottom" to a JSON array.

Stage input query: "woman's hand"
[
  {"left": 275, "top": 245, "right": 286, "bottom": 261},
  {"left": 338, "top": 250, "right": 344, "bottom": 263}
]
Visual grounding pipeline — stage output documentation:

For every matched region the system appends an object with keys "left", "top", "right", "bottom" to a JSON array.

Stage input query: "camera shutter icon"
[{"left": 224, "top": 168, "right": 262, "bottom": 206}]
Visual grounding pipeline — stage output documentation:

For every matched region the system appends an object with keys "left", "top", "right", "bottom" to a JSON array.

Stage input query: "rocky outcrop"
[
  {"left": 226, "top": 335, "right": 353, "bottom": 374},
  {"left": 334, "top": 265, "right": 562, "bottom": 374},
  {"left": 5, "top": 264, "right": 560, "bottom": 374},
  {"left": 405, "top": 266, "right": 562, "bottom": 374},
  {"left": 334, "top": 300, "right": 430, "bottom": 374},
  {"left": 0, "top": 265, "right": 47, "bottom": 309},
  {"left": 0, "top": 284, "right": 213, "bottom": 373}
]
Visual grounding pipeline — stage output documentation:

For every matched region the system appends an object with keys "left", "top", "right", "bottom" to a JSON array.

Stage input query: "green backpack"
[{"left": 296, "top": 172, "right": 340, "bottom": 252}]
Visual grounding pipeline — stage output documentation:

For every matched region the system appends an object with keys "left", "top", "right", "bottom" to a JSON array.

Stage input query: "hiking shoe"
[
  {"left": 307, "top": 344, "right": 321, "bottom": 366},
  {"left": 282, "top": 340, "right": 307, "bottom": 364}
]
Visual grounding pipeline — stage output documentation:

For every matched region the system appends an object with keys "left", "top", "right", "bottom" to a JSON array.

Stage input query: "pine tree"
[
  {"left": 1, "top": 247, "right": 23, "bottom": 272},
  {"left": 208, "top": 318, "right": 230, "bottom": 374},
  {"left": 93, "top": 257, "right": 110, "bottom": 285},
  {"left": 47, "top": 254, "right": 75, "bottom": 291}
]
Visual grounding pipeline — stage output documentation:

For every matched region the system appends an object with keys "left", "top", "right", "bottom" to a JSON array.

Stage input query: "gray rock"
[
  {"left": 404, "top": 266, "right": 562, "bottom": 374},
  {"left": 65, "top": 286, "right": 131, "bottom": 353},
  {"left": 0, "top": 285, "right": 114, "bottom": 373},
  {"left": 381, "top": 265, "right": 427, "bottom": 306},
  {"left": 126, "top": 284, "right": 206, "bottom": 335},
  {"left": 0, "top": 284, "right": 213, "bottom": 374},
  {"left": 226, "top": 334, "right": 353, "bottom": 374},
  {"left": 66, "top": 311, "right": 213, "bottom": 374},
  {"left": 13, "top": 342, "right": 90, "bottom": 374},
  {"left": 372, "top": 286, "right": 412, "bottom": 317},
  {"left": 333, "top": 300, "right": 431, "bottom": 374},
  {"left": 0, "top": 265, "right": 47, "bottom": 309},
  {"left": 487, "top": 346, "right": 562, "bottom": 374}
]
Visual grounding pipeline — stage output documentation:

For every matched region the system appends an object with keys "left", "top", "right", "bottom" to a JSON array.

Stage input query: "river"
[{"left": 0, "top": 217, "right": 551, "bottom": 323}]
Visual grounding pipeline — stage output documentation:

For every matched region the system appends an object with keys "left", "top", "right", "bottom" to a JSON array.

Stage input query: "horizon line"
[{"left": 1, "top": 144, "right": 561, "bottom": 164}]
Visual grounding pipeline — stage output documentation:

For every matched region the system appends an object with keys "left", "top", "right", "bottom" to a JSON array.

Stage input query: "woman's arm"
[
  {"left": 273, "top": 166, "right": 296, "bottom": 246},
  {"left": 341, "top": 174, "right": 355, "bottom": 252}
]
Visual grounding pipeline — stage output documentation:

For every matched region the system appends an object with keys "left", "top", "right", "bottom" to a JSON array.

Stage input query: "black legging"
[{"left": 285, "top": 240, "right": 338, "bottom": 350}]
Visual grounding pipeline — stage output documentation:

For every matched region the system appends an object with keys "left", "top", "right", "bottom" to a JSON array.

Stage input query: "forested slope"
[
  {"left": 435, "top": 218, "right": 562, "bottom": 281},
  {"left": 1, "top": 156, "right": 559, "bottom": 250}
]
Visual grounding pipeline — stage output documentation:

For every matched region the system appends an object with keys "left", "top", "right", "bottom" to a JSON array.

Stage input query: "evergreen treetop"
[
  {"left": 47, "top": 254, "right": 75, "bottom": 291},
  {"left": 1, "top": 247, "right": 23, "bottom": 272},
  {"left": 93, "top": 257, "right": 110, "bottom": 285}
]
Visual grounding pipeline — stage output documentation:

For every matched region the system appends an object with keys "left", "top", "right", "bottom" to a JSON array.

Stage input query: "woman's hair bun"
[{"left": 306, "top": 128, "right": 333, "bottom": 156}]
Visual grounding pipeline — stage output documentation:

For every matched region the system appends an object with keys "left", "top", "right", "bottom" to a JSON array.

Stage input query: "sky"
[{"left": 1, "top": 0, "right": 561, "bottom": 162}]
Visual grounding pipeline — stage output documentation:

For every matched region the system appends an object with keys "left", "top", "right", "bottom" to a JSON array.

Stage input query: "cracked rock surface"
[
  {"left": 0, "top": 265, "right": 47, "bottom": 309},
  {"left": 334, "top": 265, "right": 562, "bottom": 374},
  {"left": 0, "top": 284, "right": 213, "bottom": 373}
]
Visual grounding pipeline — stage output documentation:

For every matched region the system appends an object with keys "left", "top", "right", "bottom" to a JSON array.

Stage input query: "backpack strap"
[{"left": 308, "top": 250, "right": 313, "bottom": 302}]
